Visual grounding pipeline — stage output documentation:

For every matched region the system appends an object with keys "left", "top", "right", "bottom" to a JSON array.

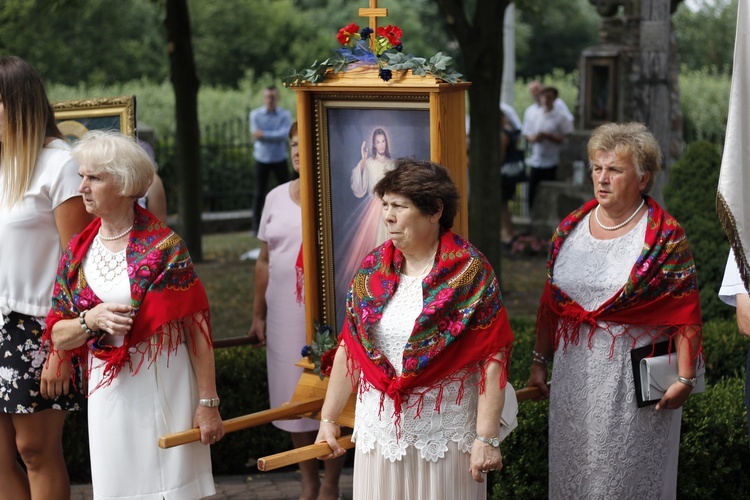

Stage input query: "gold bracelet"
[{"left": 320, "top": 418, "right": 340, "bottom": 426}]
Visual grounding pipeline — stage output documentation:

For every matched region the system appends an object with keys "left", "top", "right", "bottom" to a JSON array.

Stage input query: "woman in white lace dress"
[
  {"left": 528, "top": 123, "right": 703, "bottom": 499},
  {"left": 316, "top": 159, "right": 515, "bottom": 499}
]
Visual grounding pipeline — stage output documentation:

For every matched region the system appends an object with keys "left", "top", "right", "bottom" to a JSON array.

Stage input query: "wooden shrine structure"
[{"left": 159, "top": 1, "right": 539, "bottom": 469}]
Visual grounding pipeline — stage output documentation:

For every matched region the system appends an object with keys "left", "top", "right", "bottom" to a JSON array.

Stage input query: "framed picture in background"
[{"left": 53, "top": 95, "right": 136, "bottom": 140}]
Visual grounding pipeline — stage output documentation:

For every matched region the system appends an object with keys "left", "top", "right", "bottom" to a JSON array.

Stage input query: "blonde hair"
[
  {"left": 71, "top": 130, "right": 156, "bottom": 198},
  {"left": 0, "top": 56, "right": 62, "bottom": 207},
  {"left": 587, "top": 122, "right": 662, "bottom": 194}
]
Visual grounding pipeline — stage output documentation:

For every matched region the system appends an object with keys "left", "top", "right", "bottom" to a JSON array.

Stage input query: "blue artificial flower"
[
  {"left": 337, "top": 47, "right": 355, "bottom": 60},
  {"left": 395, "top": 43, "right": 403, "bottom": 52},
  {"left": 352, "top": 40, "right": 378, "bottom": 65},
  {"left": 360, "top": 27, "right": 374, "bottom": 40},
  {"left": 379, "top": 68, "right": 393, "bottom": 82},
  {"left": 301, "top": 345, "right": 312, "bottom": 357}
]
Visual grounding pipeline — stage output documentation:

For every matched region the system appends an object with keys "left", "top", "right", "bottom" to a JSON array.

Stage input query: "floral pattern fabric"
[
  {"left": 537, "top": 196, "right": 703, "bottom": 358},
  {"left": 0, "top": 312, "right": 83, "bottom": 413},
  {"left": 343, "top": 230, "right": 513, "bottom": 428},
  {"left": 45, "top": 204, "right": 211, "bottom": 388}
]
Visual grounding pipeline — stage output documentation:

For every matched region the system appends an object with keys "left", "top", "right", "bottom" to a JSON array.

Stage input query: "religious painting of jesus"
[{"left": 313, "top": 95, "right": 431, "bottom": 331}]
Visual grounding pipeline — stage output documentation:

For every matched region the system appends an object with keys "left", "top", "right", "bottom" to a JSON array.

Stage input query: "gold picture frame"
[{"left": 52, "top": 95, "right": 136, "bottom": 140}]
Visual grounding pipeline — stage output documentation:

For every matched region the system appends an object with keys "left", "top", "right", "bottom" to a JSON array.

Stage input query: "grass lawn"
[{"left": 197, "top": 232, "right": 547, "bottom": 341}]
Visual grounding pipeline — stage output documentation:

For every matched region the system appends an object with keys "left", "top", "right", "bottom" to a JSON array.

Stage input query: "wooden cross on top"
[{"left": 359, "top": 0, "right": 388, "bottom": 50}]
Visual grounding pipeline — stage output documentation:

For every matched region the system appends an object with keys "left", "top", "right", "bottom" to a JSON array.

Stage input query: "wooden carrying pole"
[
  {"left": 257, "top": 436, "right": 355, "bottom": 471},
  {"left": 254, "top": 386, "right": 544, "bottom": 471},
  {"left": 158, "top": 397, "right": 324, "bottom": 449}
]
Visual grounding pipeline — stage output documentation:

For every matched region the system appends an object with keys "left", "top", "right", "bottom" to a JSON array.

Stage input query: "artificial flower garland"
[{"left": 283, "top": 22, "right": 461, "bottom": 85}]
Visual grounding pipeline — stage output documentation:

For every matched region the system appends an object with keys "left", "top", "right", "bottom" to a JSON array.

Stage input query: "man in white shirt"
[
  {"left": 718, "top": 247, "right": 750, "bottom": 444},
  {"left": 522, "top": 86, "right": 574, "bottom": 210},
  {"left": 522, "top": 80, "right": 573, "bottom": 130}
]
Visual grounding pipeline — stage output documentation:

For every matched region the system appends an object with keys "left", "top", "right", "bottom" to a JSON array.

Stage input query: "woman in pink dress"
[{"left": 249, "top": 122, "right": 345, "bottom": 500}]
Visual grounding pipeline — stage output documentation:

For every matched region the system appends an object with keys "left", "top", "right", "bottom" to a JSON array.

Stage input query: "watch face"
[{"left": 491, "top": 437, "right": 500, "bottom": 447}]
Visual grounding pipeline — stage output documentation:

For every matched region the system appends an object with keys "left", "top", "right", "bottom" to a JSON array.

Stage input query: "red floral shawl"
[
  {"left": 342, "top": 230, "right": 513, "bottom": 426},
  {"left": 45, "top": 204, "right": 212, "bottom": 388},
  {"left": 537, "top": 197, "right": 702, "bottom": 359}
]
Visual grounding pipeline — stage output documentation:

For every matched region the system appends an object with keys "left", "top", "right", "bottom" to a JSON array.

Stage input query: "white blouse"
[
  {"left": 353, "top": 273, "right": 479, "bottom": 463},
  {"left": 0, "top": 140, "right": 81, "bottom": 322}
]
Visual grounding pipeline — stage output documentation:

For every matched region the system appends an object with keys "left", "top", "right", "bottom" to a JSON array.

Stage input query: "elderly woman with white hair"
[{"left": 45, "top": 130, "right": 223, "bottom": 499}]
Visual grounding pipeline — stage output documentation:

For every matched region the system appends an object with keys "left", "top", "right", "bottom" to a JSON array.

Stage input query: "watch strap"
[
  {"left": 476, "top": 435, "right": 500, "bottom": 447},
  {"left": 677, "top": 376, "right": 697, "bottom": 388}
]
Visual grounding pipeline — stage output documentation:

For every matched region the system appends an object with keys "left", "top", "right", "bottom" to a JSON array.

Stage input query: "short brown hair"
[
  {"left": 541, "top": 86, "right": 559, "bottom": 99},
  {"left": 587, "top": 122, "right": 662, "bottom": 193},
  {"left": 373, "top": 158, "right": 459, "bottom": 230}
]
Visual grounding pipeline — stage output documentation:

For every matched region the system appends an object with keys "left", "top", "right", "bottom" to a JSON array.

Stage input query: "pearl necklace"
[
  {"left": 595, "top": 198, "right": 645, "bottom": 231},
  {"left": 98, "top": 224, "right": 134, "bottom": 241}
]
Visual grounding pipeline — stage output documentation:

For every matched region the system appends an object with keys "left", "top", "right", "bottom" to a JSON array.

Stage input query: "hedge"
[
  {"left": 64, "top": 318, "right": 748, "bottom": 495},
  {"left": 664, "top": 140, "right": 732, "bottom": 323}
]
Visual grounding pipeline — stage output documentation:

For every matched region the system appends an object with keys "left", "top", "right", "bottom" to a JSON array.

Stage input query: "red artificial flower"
[
  {"left": 337, "top": 23, "right": 360, "bottom": 45},
  {"left": 320, "top": 349, "right": 336, "bottom": 377},
  {"left": 377, "top": 24, "right": 402, "bottom": 46}
]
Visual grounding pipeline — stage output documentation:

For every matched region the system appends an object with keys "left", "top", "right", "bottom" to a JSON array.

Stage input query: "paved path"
[{"left": 71, "top": 469, "right": 354, "bottom": 499}]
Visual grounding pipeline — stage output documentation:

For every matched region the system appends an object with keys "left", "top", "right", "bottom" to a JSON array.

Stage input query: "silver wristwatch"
[
  {"left": 476, "top": 435, "right": 500, "bottom": 448},
  {"left": 677, "top": 376, "right": 697, "bottom": 388}
]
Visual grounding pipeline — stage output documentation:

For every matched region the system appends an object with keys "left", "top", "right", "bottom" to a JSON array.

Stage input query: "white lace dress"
[
  {"left": 351, "top": 272, "right": 485, "bottom": 500},
  {"left": 549, "top": 213, "right": 680, "bottom": 499}
]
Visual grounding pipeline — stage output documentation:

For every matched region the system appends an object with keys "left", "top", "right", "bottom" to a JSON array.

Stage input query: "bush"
[
  {"left": 491, "top": 399, "right": 549, "bottom": 499},
  {"left": 663, "top": 141, "right": 732, "bottom": 323},
  {"left": 209, "top": 346, "right": 290, "bottom": 474},
  {"left": 702, "top": 318, "right": 748, "bottom": 381},
  {"left": 678, "top": 378, "right": 750, "bottom": 498}
]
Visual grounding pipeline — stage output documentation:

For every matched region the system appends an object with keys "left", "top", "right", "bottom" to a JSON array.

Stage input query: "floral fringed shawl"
[
  {"left": 537, "top": 197, "right": 703, "bottom": 360},
  {"left": 342, "top": 230, "right": 514, "bottom": 430},
  {"left": 45, "top": 204, "right": 212, "bottom": 389}
]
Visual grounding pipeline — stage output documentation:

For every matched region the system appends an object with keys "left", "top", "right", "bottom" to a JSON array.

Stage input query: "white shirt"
[
  {"left": 0, "top": 140, "right": 81, "bottom": 320},
  {"left": 719, "top": 247, "right": 749, "bottom": 307},
  {"left": 522, "top": 98, "right": 574, "bottom": 133},
  {"left": 500, "top": 102, "right": 523, "bottom": 130},
  {"left": 523, "top": 106, "right": 574, "bottom": 168}
]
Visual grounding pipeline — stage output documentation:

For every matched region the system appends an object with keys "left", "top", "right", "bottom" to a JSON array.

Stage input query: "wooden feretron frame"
[{"left": 295, "top": 67, "right": 471, "bottom": 346}]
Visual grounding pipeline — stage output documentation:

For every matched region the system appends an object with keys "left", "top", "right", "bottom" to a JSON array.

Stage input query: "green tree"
[
  {"left": 0, "top": 0, "right": 166, "bottom": 85},
  {"left": 514, "top": 0, "right": 599, "bottom": 78},
  {"left": 674, "top": 0, "right": 737, "bottom": 72},
  {"left": 189, "top": 0, "right": 454, "bottom": 88},
  {"left": 166, "top": 0, "right": 203, "bottom": 261},
  {"left": 433, "top": 0, "right": 507, "bottom": 272}
]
